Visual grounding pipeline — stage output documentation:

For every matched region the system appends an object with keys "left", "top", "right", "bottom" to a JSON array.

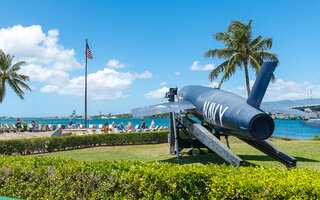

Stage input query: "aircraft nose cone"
[{"left": 249, "top": 113, "right": 274, "bottom": 140}]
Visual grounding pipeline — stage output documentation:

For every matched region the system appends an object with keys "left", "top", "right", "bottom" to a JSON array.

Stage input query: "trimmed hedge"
[
  {"left": 0, "top": 155, "right": 319, "bottom": 199},
  {"left": 0, "top": 131, "right": 169, "bottom": 155}
]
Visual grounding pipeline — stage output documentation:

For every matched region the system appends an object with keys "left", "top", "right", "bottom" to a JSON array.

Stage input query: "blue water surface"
[
  {"left": 0, "top": 118, "right": 319, "bottom": 140},
  {"left": 272, "top": 119, "right": 319, "bottom": 140}
]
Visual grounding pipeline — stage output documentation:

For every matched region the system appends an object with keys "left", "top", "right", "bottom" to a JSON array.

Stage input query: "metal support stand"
[
  {"left": 166, "top": 88, "right": 179, "bottom": 158},
  {"left": 172, "top": 112, "right": 179, "bottom": 160},
  {"left": 241, "top": 138, "right": 296, "bottom": 168},
  {"left": 179, "top": 115, "right": 244, "bottom": 167},
  {"left": 225, "top": 135, "right": 230, "bottom": 149},
  {"left": 169, "top": 112, "right": 175, "bottom": 155}
]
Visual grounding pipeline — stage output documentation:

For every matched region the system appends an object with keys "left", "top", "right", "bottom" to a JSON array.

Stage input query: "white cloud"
[
  {"left": 106, "top": 59, "right": 126, "bottom": 68},
  {"left": 190, "top": 61, "right": 215, "bottom": 71},
  {"left": 135, "top": 71, "right": 152, "bottom": 79},
  {"left": 0, "top": 25, "right": 81, "bottom": 74},
  {"left": 29, "top": 85, "right": 37, "bottom": 90},
  {"left": 41, "top": 85, "right": 59, "bottom": 93},
  {"left": 20, "top": 64, "right": 69, "bottom": 84},
  {"left": 232, "top": 78, "right": 317, "bottom": 101},
  {"left": 0, "top": 25, "right": 153, "bottom": 100},
  {"left": 160, "top": 81, "right": 167, "bottom": 86},
  {"left": 144, "top": 87, "right": 169, "bottom": 99},
  {"left": 41, "top": 68, "right": 152, "bottom": 100},
  {"left": 175, "top": 72, "right": 180, "bottom": 76},
  {"left": 207, "top": 82, "right": 219, "bottom": 88}
]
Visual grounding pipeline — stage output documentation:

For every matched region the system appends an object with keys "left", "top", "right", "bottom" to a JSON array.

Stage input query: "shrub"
[
  {"left": 0, "top": 131, "right": 169, "bottom": 155},
  {"left": 0, "top": 156, "right": 319, "bottom": 199},
  {"left": 22, "top": 123, "right": 27, "bottom": 131}
]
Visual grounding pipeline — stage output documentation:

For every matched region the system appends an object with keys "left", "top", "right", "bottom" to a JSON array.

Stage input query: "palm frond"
[
  {"left": 250, "top": 55, "right": 276, "bottom": 81},
  {"left": 228, "top": 20, "right": 251, "bottom": 33},
  {"left": 7, "top": 78, "right": 24, "bottom": 99},
  {"left": 208, "top": 60, "right": 229, "bottom": 81},
  {"left": 218, "top": 60, "right": 239, "bottom": 87},
  {"left": 250, "top": 53, "right": 263, "bottom": 64},
  {"left": 228, "top": 19, "right": 253, "bottom": 47},
  {"left": 252, "top": 51, "right": 279, "bottom": 62},
  {"left": 204, "top": 48, "right": 237, "bottom": 59},
  {"left": 0, "top": 53, "right": 6, "bottom": 71},
  {"left": 250, "top": 35, "right": 262, "bottom": 48},
  {"left": 246, "top": 19, "right": 253, "bottom": 39},
  {"left": 12, "top": 78, "right": 31, "bottom": 91},
  {"left": 213, "top": 32, "right": 237, "bottom": 48},
  {"left": 4, "top": 54, "right": 13, "bottom": 71},
  {"left": 17, "top": 74, "right": 30, "bottom": 82},
  {"left": 249, "top": 55, "right": 261, "bottom": 76},
  {"left": 218, "top": 53, "right": 242, "bottom": 87},
  {"left": 251, "top": 38, "right": 273, "bottom": 51},
  {"left": 8, "top": 61, "right": 26, "bottom": 73},
  {"left": 0, "top": 51, "right": 30, "bottom": 102},
  {"left": 7, "top": 72, "right": 30, "bottom": 82}
]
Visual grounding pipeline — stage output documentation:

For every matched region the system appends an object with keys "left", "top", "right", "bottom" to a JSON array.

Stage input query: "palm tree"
[
  {"left": 0, "top": 50, "right": 31, "bottom": 102},
  {"left": 205, "top": 20, "right": 278, "bottom": 96}
]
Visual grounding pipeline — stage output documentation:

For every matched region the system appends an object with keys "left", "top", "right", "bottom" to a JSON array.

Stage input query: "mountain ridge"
[{"left": 263, "top": 98, "right": 320, "bottom": 108}]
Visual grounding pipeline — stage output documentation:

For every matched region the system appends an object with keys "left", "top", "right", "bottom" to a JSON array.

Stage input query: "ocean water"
[
  {"left": 0, "top": 118, "right": 318, "bottom": 140},
  {"left": 272, "top": 119, "right": 319, "bottom": 140}
]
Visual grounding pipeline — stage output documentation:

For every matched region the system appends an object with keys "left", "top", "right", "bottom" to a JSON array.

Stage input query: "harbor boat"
[
  {"left": 301, "top": 118, "right": 320, "bottom": 128},
  {"left": 291, "top": 104, "right": 320, "bottom": 128}
]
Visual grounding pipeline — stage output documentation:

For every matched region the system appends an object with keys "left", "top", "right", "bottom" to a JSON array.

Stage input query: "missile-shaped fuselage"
[
  {"left": 178, "top": 85, "right": 274, "bottom": 140},
  {"left": 131, "top": 61, "right": 278, "bottom": 140}
]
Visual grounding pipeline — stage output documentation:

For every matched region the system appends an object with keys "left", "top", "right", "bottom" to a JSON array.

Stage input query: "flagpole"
[{"left": 85, "top": 37, "right": 88, "bottom": 128}]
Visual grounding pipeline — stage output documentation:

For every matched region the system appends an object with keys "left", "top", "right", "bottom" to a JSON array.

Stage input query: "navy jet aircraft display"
[{"left": 132, "top": 61, "right": 312, "bottom": 167}]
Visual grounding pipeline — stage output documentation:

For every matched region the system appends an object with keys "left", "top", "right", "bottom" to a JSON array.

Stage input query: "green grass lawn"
[{"left": 35, "top": 137, "right": 320, "bottom": 169}]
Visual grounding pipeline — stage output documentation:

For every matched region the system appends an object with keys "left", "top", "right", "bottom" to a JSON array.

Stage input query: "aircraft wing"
[
  {"left": 131, "top": 101, "right": 196, "bottom": 118},
  {"left": 260, "top": 105, "right": 317, "bottom": 118}
]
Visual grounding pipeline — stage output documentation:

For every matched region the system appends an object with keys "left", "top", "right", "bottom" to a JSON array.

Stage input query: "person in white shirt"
[{"left": 150, "top": 120, "right": 155, "bottom": 129}]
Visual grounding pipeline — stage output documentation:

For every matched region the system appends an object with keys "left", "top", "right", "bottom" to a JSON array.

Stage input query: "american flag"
[{"left": 86, "top": 43, "right": 93, "bottom": 59}]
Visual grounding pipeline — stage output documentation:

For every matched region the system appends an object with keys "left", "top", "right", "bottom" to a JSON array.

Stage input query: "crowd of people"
[
  {"left": 0, "top": 118, "right": 37, "bottom": 133},
  {"left": 1, "top": 118, "right": 159, "bottom": 134},
  {"left": 102, "top": 119, "right": 156, "bottom": 133},
  {"left": 65, "top": 119, "right": 158, "bottom": 133},
  {"left": 99, "top": 119, "right": 159, "bottom": 133},
  {"left": 16, "top": 119, "right": 36, "bottom": 133}
]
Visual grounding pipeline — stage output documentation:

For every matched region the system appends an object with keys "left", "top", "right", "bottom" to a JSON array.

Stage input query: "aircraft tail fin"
[
  {"left": 246, "top": 61, "right": 278, "bottom": 109},
  {"left": 131, "top": 100, "right": 196, "bottom": 118}
]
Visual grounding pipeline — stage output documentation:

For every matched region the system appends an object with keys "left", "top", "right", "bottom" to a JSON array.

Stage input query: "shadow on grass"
[
  {"left": 161, "top": 152, "right": 228, "bottom": 165},
  {"left": 160, "top": 149, "right": 319, "bottom": 167},
  {"left": 161, "top": 152, "right": 261, "bottom": 167},
  {"left": 239, "top": 154, "right": 319, "bottom": 163}
]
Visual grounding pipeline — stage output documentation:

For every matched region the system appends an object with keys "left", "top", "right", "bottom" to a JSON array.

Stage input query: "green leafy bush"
[
  {"left": 0, "top": 131, "right": 169, "bottom": 155},
  {"left": 0, "top": 155, "right": 319, "bottom": 199},
  {"left": 22, "top": 123, "right": 27, "bottom": 131}
]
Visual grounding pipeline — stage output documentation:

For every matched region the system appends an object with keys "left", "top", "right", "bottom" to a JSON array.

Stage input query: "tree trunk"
[
  {"left": 244, "top": 61, "right": 250, "bottom": 96},
  {"left": 0, "top": 79, "right": 5, "bottom": 103}
]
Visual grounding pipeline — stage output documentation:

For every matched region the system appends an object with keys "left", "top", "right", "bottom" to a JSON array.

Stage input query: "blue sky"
[{"left": 0, "top": 0, "right": 320, "bottom": 117}]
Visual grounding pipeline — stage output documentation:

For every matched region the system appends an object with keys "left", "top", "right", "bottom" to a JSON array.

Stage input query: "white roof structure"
[{"left": 290, "top": 104, "right": 320, "bottom": 112}]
